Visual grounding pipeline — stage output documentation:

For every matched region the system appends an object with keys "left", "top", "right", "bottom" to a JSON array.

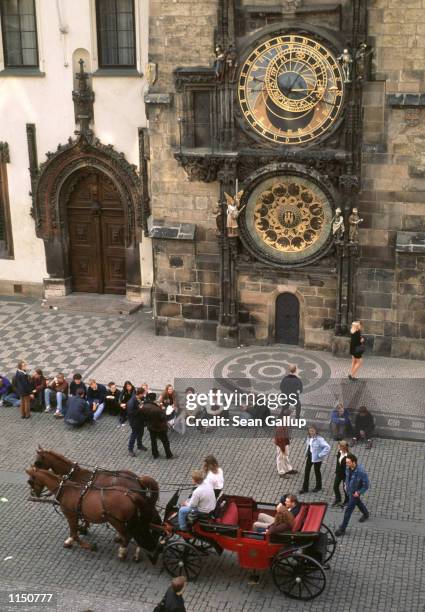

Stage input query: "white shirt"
[
  {"left": 338, "top": 451, "right": 348, "bottom": 464},
  {"left": 189, "top": 481, "right": 216, "bottom": 513},
  {"left": 205, "top": 468, "right": 224, "bottom": 490}
]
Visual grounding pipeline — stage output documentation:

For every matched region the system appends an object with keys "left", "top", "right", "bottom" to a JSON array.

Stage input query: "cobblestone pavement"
[
  {"left": 1, "top": 296, "right": 423, "bottom": 441},
  {"left": 0, "top": 407, "right": 424, "bottom": 612}
]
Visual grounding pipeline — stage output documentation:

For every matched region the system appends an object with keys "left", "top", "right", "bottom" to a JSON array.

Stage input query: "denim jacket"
[
  {"left": 345, "top": 464, "right": 369, "bottom": 496},
  {"left": 305, "top": 435, "right": 330, "bottom": 463}
]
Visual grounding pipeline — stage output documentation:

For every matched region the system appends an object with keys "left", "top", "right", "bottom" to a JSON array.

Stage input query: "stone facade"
[
  {"left": 147, "top": 0, "right": 425, "bottom": 358},
  {"left": 358, "top": 0, "right": 425, "bottom": 358}
]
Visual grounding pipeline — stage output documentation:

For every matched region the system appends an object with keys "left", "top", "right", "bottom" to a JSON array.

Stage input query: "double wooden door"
[
  {"left": 275, "top": 293, "right": 300, "bottom": 344},
  {"left": 67, "top": 172, "right": 126, "bottom": 294}
]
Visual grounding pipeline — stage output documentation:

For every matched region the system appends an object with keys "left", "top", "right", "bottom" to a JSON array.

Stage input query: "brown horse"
[
  {"left": 34, "top": 446, "right": 159, "bottom": 504},
  {"left": 26, "top": 466, "right": 158, "bottom": 561}
]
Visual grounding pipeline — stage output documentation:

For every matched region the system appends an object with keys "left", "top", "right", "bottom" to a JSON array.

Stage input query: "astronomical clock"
[
  {"left": 238, "top": 33, "right": 345, "bottom": 146},
  {"left": 236, "top": 30, "right": 345, "bottom": 267}
]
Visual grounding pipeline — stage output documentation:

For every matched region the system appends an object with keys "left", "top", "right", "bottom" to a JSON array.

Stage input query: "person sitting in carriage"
[
  {"left": 178, "top": 470, "right": 216, "bottom": 531},
  {"left": 253, "top": 505, "right": 294, "bottom": 535}
]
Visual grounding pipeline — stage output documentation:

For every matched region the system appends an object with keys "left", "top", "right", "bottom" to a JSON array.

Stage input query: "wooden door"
[
  {"left": 67, "top": 172, "right": 126, "bottom": 294},
  {"left": 275, "top": 293, "right": 300, "bottom": 344}
]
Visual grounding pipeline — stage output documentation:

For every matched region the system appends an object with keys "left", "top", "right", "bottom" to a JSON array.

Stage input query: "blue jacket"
[
  {"left": 305, "top": 435, "right": 330, "bottom": 463},
  {"left": 0, "top": 375, "right": 11, "bottom": 397},
  {"left": 345, "top": 464, "right": 369, "bottom": 496},
  {"left": 64, "top": 396, "right": 92, "bottom": 425},
  {"left": 330, "top": 408, "right": 351, "bottom": 425}
]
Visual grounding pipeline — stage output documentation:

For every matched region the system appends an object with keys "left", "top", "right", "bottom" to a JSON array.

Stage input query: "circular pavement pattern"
[{"left": 213, "top": 347, "right": 331, "bottom": 395}]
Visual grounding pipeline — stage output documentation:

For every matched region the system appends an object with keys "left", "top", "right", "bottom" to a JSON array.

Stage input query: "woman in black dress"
[{"left": 349, "top": 320, "right": 364, "bottom": 380}]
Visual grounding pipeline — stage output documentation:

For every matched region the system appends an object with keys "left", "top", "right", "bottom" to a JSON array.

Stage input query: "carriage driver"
[{"left": 178, "top": 470, "right": 216, "bottom": 531}]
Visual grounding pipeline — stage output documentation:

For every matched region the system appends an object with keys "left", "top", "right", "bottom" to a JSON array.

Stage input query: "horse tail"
[{"left": 138, "top": 475, "right": 159, "bottom": 505}]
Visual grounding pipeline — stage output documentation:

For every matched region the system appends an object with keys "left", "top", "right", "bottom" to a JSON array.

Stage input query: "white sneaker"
[{"left": 45, "top": 407, "right": 51, "bottom": 413}]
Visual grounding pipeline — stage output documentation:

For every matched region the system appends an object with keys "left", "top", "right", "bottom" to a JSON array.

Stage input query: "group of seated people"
[
  {"left": 253, "top": 495, "right": 300, "bottom": 535},
  {"left": 330, "top": 403, "right": 375, "bottom": 447},
  {"left": 0, "top": 368, "right": 181, "bottom": 429}
]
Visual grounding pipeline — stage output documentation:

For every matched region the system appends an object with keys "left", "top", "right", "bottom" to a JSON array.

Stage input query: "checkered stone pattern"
[
  {"left": 0, "top": 301, "right": 32, "bottom": 329},
  {"left": 0, "top": 302, "right": 135, "bottom": 380}
]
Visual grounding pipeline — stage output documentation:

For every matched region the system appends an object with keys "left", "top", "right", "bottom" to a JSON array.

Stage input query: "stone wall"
[
  {"left": 148, "top": 0, "right": 221, "bottom": 336},
  {"left": 238, "top": 267, "right": 336, "bottom": 348},
  {"left": 356, "top": 0, "right": 425, "bottom": 357}
]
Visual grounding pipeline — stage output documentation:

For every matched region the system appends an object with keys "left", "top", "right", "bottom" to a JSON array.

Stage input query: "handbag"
[
  {"left": 356, "top": 344, "right": 365, "bottom": 355},
  {"left": 153, "top": 598, "right": 166, "bottom": 612}
]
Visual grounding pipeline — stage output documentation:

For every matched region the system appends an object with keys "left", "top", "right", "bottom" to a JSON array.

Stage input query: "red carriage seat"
[
  {"left": 216, "top": 501, "right": 238, "bottom": 525},
  {"left": 291, "top": 504, "right": 308, "bottom": 532},
  {"left": 301, "top": 504, "right": 326, "bottom": 533}
]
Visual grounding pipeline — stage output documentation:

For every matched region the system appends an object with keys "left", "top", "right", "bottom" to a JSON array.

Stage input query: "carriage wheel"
[
  {"left": 272, "top": 552, "right": 326, "bottom": 600},
  {"left": 187, "top": 536, "right": 217, "bottom": 555},
  {"left": 162, "top": 541, "right": 202, "bottom": 580},
  {"left": 320, "top": 522, "right": 337, "bottom": 564}
]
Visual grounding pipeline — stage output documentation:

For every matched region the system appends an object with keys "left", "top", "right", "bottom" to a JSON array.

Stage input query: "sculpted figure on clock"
[
  {"left": 224, "top": 190, "right": 245, "bottom": 237},
  {"left": 337, "top": 48, "right": 353, "bottom": 84},
  {"left": 349, "top": 208, "right": 363, "bottom": 243},
  {"left": 332, "top": 208, "right": 345, "bottom": 243}
]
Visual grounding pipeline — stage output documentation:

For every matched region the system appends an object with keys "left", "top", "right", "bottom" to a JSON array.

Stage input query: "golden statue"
[{"left": 224, "top": 190, "right": 245, "bottom": 237}]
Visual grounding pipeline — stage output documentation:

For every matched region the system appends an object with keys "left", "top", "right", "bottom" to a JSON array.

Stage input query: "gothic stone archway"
[{"left": 33, "top": 135, "right": 143, "bottom": 299}]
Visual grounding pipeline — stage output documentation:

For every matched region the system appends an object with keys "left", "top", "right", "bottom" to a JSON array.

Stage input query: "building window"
[
  {"left": 96, "top": 0, "right": 136, "bottom": 68},
  {"left": 0, "top": 148, "right": 13, "bottom": 258},
  {"left": 0, "top": 0, "right": 39, "bottom": 68}
]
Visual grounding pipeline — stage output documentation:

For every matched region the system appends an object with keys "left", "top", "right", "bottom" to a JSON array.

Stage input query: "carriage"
[{"left": 155, "top": 493, "right": 337, "bottom": 601}]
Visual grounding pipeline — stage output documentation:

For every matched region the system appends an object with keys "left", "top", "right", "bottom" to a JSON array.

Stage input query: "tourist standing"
[
  {"left": 349, "top": 321, "right": 365, "bottom": 380},
  {"left": 127, "top": 387, "right": 148, "bottom": 456},
  {"left": 279, "top": 364, "right": 303, "bottom": 418},
  {"left": 14, "top": 360, "right": 33, "bottom": 419},
  {"left": 333, "top": 440, "right": 350, "bottom": 507},
  {"left": 299, "top": 426, "right": 330, "bottom": 494},
  {"left": 155, "top": 576, "right": 187, "bottom": 612},
  {"left": 143, "top": 392, "right": 173, "bottom": 459},
  {"left": 274, "top": 419, "right": 297, "bottom": 479},
  {"left": 335, "top": 453, "right": 370, "bottom": 536}
]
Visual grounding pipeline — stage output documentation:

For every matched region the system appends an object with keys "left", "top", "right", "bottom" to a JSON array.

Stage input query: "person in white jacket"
[
  {"left": 299, "top": 426, "right": 330, "bottom": 494},
  {"left": 203, "top": 455, "right": 224, "bottom": 498}
]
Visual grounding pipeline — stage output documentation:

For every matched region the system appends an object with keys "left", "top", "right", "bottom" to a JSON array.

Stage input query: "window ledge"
[
  {"left": 92, "top": 68, "right": 143, "bottom": 77},
  {"left": 0, "top": 68, "right": 45, "bottom": 77}
]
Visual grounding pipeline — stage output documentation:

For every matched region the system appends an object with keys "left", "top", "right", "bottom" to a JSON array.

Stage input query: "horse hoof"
[
  {"left": 63, "top": 542, "right": 73, "bottom": 549},
  {"left": 133, "top": 555, "right": 142, "bottom": 563},
  {"left": 114, "top": 536, "right": 121, "bottom": 544}
]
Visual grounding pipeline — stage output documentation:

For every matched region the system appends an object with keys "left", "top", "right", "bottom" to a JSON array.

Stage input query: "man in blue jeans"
[
  {"left": 335, "top": 453, "right": 369, "bottom": 536},
  {"left": 178, "top": 470, "right": 216, "bottom": 531}
]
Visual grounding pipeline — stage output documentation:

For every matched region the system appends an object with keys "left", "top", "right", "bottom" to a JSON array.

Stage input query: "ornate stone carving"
[
  {"left": 175, "top": 154, "right": 219, "bottom": 182},
  {"left": 0, "top": 142, "right": 10, "bottom": 163},
  {"left": 174, "top": 67, "right": 215, "bottom": 92},
  {"left": 33, "top": 135, "right": 142, "bottom": 246},
  {"left": 72, "top": 59, "right": 95, "bottom": 138},
  {"left": 339, "top": 174, "right": 360, "bottom": 192}
]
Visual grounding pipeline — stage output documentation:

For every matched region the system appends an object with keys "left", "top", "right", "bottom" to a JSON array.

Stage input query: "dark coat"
[
  {"left": 335, "top": 450, "right": 348, "bottom": 478},
  {"left": 14, "top": 370, "right": 33, "bottom": 397},
  {"left": 127, "top": 395, "right": 145, "bottom": 428},
  {"left": 355, "top": 412, "right": 375, "bottom": 436},
  {"left": 119, "top": 388, "right": 134, "bottom": 405},
  {"left": 164, "top": 587, "right": 186, "bottom": 612},
  {"left": 279, "top": 374, "right": 303, "bottom": 413},
  {"left": 143, "top": 401, "right": 169, "bottom": 432},
  {"left": 69, "top": 381, "right": 87, "bottom": 397},
  {"left": 290, "top": 503, "right": 301, "bottom": 518},
  {"left": 86, "top": 383, "right": 107, "bottom": 404},
  {"left": 64, "top": 396, "right": 92, "bottom": 425}
]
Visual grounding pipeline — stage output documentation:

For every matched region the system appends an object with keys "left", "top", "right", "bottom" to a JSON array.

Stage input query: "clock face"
[
  {"left": 241, "top": 174, "right": 334, "bottom": 266},
  {"left": 238, "top": 33, "right": 345, "bottom": 145}
]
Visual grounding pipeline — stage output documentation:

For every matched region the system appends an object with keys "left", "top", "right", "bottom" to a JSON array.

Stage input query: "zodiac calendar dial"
[
  {"left": 238, "top": 33, "right": 345, "bottom": 145},
  {"left": 241, "top": 174, "right": 334, "bottom": 266}
]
